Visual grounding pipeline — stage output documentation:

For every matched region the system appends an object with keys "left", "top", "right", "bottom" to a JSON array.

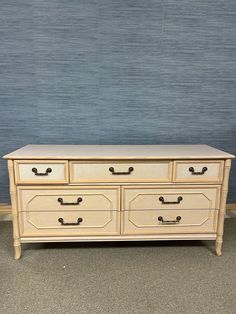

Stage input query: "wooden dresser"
[{"left": 3, "top": 145, "right": 234, "bottom": 259}]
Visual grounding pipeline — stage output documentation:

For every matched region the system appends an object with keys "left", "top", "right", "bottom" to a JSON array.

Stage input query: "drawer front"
[
  {"left": 15, "top": 160, "right": 68, "bottom": 184},
  {"left": 173, "top": 160, "right": 224, "bottom": 183},
  {"left": 122, "top": 209, "right": 218, "bottom": 234},
  {"left": 123, "top": 186, "right": 220, "bottom": 211},
  {"left": 18, "top": 186, "right": 120, "bottom": 212},
  {"left": 70, "top": 161, "right": 172, "bottom": 183},
  {"left": 19, "top": 210, "right": 120, "bottom": 236}
]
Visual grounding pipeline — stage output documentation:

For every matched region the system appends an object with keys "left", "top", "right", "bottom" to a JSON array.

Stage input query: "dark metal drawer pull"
[
  {"left": 58, "top": 197, "right": 83, "bottom": 205},
  {"left": 109, "top": 166, "right": 134, "bottom": 175},
  {"left": 32, "top": 167, "right": 52, "bottom": 176},
  {"left": 159, "top": 196, "right": 183, "bottom": 204},
  {"left": 58, "top": 217, "right": 83, "bottom": 226},
  {"left": 189, "top": 166, "right": 208, "bottom": 175},
  {"left": 158, "top": 216, "right": 181, "bottom": 224}
]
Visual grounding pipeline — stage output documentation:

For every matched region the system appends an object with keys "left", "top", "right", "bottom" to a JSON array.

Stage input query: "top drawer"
[
  {"left": 14, "top": 160, "right": 69, "bottom": 184},
  {"left": 70, "top": 161, "right": 172, "bottom": 183},
  {"left": 173, "top": 160, "right": 224, "bottom": 183}
]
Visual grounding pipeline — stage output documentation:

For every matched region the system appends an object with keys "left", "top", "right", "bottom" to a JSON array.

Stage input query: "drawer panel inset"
[
  {"left": 18, "top": 186, "right": 120, "bottom": 212},
  {"left": 122, "top": 209, "right": 218, "bottom": 235},
  {"left": 173, "top": 160, "right": 224, "bottom": 183},
  {"left": 123, "top": 186, "right": 220, "bottom": 211},
  {"left": 19, "top": 210, "right": 120, "bottom": 236},
  {"left": 70, "top": 161, "right": 172, "bottom": 183},
  {"left": 15, "top": 160, "right": 68, "bottom": 184}
]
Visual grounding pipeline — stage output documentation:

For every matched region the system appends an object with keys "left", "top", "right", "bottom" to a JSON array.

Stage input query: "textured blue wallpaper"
[{"left": 0, "top": 0, "right": 236, "bottom": 202}]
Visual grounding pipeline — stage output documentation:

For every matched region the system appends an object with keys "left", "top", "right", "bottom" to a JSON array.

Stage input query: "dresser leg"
[
  {"left": 8, "top": 160, "right": 22, "bottom": 260},
  {"left": 215, "top": 159, "right": 231, "bottom": 257},
  {"left": 14, "top": 243, "right": 22, "bottom": 260},
  {"left": 215, "top": 238, "right": 223, "bottom": 256}
]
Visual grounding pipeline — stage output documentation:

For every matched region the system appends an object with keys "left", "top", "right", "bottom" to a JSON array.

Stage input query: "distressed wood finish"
[{"left": 3, "top": 145, "right": 234, "bottom": 259}]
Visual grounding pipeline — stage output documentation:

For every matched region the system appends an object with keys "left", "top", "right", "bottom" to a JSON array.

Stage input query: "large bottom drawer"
[
  {"left": 122, "top": 209, "right": 218, "bottom": 235},
  {"left": 19, "top": 211, "right": 120, "bottom": 236}
]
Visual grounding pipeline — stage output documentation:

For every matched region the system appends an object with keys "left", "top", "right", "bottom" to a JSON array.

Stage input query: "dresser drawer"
[
  {"left": 122, "top": 209, "right": 218, "bottom": 234},
  {"left": 173, "top": 160, "right": 224, "bottom": 183},
  {"left": 123, "top": 186, "right": 220, "bottom": 211},
  {"left": 14, "top": 160, "right": 68, "bottom": 184},
  {"left": 19, "top": 210, "right": 120, "bottom": 236},
  {"left": 70, "top": 161, "right": 172, "bottom": 183},
  {"left": 17, "top": 186, "right": 120, "bottom": 212}
]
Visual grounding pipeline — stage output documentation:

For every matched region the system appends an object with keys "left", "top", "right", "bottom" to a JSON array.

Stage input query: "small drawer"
[
  {"left": 70, "top": 161, "right": 172, "bottom": 183},
  {"left": 19, "top": 210, "right": 120, "bottom": 236},
  {"left": 173, "top": 160, "right": 224, "bottom": 183},
  {"left": 123, "top": 186, "right": 220, "bottom": 211},
  {"left": 14, "top": 160, "right": 68, "bottom": 184},
  {"left": 122, "top": 209, "right": 218, "bottom": 235},
  {"left": 17, "top": 186, "right": 120, "bottom": 212}
]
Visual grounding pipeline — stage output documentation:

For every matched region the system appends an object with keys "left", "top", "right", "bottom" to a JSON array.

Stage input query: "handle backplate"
[
  {"left": 58, "top": 217, "right": 83, "bottom": 226},
  {"left": 58, "top": 197, "right": 83, "bottom": 206},
  {"left": 32, "top": 167, "right": 52, "bottom": 176},
  {"left": 109, "top": 166, "right": 134, "bottom": 175},
  {"left": 158, "top": 216, "right": 181, "bottom": 224},
  {"left": 189, "top": 166, "right": 208, "bottom": 175},
  {"left": 159, "top": 196, "right": 183, "bottom": 205}
]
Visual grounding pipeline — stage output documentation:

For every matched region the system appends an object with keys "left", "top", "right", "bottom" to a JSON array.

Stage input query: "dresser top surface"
[{"left": 3, "top": 145, "right": 234, "bottom": 160}]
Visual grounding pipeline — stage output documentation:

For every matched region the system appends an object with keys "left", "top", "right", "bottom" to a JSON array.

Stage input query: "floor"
[{"left": 0, "top": 220, "right": 236, "bottom": 314}]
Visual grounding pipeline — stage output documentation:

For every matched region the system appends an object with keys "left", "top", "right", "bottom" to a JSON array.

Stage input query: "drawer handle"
[
  {"left": 159, "top": 196, "right": 183, "bottom": 204},
  {"left": 189, "top": 166, "right": 208, "bottom": 175},
  {"left": 109, "top": 166, "right": 134, "bottom": 175},
  {"left": 158, "top": 216, "right": 181, "bottom": 224},
  {"left": 32, "top": 167, "right": 52, "bottom": 176},
  {"left": 57, "top": 197, "right": 83, "bottom": 205},
  {"left": 58, "top": 217, "right": 83, "bottom": 226}
]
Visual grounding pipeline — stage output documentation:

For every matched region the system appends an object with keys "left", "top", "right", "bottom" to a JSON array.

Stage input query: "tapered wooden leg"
[
  {"left": 215, "top": 159, "right": 231, "bottom": 257},
  {"left": 215, "top": 237, "right": 223, "bottom": 256},
  {"left": 13, "top": 221, "right": 21, "bottom": 259},
  {"left": 8, "top": 160, "right": 22, "bottom": 260},
  {"left": 14, "top": 243, "right": 21, "bottom": 260}
]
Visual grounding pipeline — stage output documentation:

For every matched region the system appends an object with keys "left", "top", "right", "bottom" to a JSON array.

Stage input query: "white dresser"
[{"left": 3, "top": 145, "right": 234, "bottom": 259}]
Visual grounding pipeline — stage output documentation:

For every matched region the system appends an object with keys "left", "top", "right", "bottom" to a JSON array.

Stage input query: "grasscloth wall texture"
[{"left": 0, "top": 0, "right": 236, "bottom": 203}]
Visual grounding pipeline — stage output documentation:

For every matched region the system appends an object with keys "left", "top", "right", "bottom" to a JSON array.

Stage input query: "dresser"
[{"left": 3, "top": 145, "right": 234, "bottom": 259}]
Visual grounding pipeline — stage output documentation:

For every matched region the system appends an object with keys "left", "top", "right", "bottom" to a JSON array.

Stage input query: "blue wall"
[{"left": 0, "top": 0, "right": 236, "bottom": 203}]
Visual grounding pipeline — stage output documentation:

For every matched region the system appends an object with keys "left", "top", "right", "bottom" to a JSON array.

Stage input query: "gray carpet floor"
[{"left": 0, "top": 220, "right": 236, "bottom": 314}]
